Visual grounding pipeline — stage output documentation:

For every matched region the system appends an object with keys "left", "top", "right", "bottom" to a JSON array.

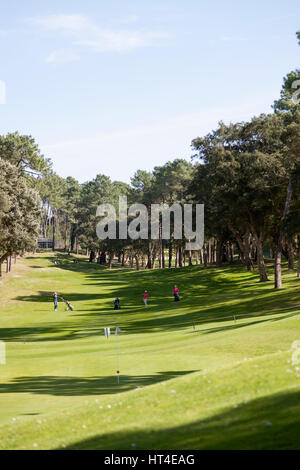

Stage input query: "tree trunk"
[
  {"left": 159, "top": 220, "right": 163, "bottom": 269},
  {"left": 64, "top": 216, "right": 68, "bottom": 252},
  {"left": 208, "top": 240, "right": 211, "bottom": 264},
  {"left": 70, "top": 225, "right": 76, "bottom": 251},
  {"left": 288, "top": 242, "right": 294, "bottom": 270},
  {"left": 297, "top": 236, "right": 300, "bottom": 278},
  {"left": 147, "top": 252, "right": 152, "bottom": 269},
  {"left": 255, "top": 236, "right": 268, "bottom": 282},
  {"left": 178, "top": 247, "right": 183, "bottom": 268},
  {"left": 230, "top": 244, "right": 234, "bottom": 264},
  {"left": 108, "top": 253, "right": 114, "bottom": 269},
  {"left": 244, "top": 231, "right": 254, "bottom": 271},
  {"left": 188, "top": 249, "right": 193, "bottom": 266},
  {"left": 203, "top": 244, "right": 208, "bottom": 268},
  {"left": 275, "top": 176, "right": 293, "bottom": 289},
  {"left": 147, "top": 242, "right": 153, "bottom": 269},
  {"left": 52, "top": 215, "right": 56, "bottom": 252},
  {"left": 216, "top": 240, "right": 223, "bottom": 267},
  {"left": 168, "top": 240, "right": 173, "bottom": 269},
  {"left": 151, "top": 245, "right": 158, "bottom": 269},
  {"left": 0, "top": 253, "right": 9, "bottom": 278},
  {"left": 98, "top": 252, "right": 104, "bottom": 264},
  {"left": 229, "top": 225, "right": 253, "bottom": 271},
  {"left": 162, "top": 241, "right": 165, "bottom": 269}
]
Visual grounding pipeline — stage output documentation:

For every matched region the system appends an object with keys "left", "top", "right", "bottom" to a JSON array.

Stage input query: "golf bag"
[{"left": 60, "top": 297, "right": 74, "bottom": 311}]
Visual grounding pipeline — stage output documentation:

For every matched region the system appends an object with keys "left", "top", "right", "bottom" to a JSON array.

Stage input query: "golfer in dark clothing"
[
  {"left": 114, "top": 298, "right": 120, "bottom": 310},
  {"left": 53, "top": 292, "right": 58, "bottom": 311}
]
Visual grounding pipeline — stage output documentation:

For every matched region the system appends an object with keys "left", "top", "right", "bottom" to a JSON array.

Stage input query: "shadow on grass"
[
  {"left": 61, "top": 388, "right": 300, "bottom": 450},
  {"left": 0, "top": 324, "right": 105, "bottom": 342},
  {"left": 13, "top": 254, "right": 300, "bottom": 339},
  {"left": 0, "top": 371, "right": 197, "bottom": 397},
  {"left": 2, "top": 308, "right": 298, "bottom": 343}
]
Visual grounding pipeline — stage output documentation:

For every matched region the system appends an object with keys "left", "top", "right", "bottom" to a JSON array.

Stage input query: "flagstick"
[{"left": 115, "top": 306, "right": 121, "bottom": 385}]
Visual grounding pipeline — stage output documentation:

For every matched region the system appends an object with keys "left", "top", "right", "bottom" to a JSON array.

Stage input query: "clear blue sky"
[{"left": 0, "top": 0, "right": 299, "bottom": 183}]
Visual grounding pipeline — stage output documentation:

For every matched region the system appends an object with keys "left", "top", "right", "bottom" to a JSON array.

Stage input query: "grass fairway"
[{"left": 1, "top": 252, "right": 300, "bottom": 450}]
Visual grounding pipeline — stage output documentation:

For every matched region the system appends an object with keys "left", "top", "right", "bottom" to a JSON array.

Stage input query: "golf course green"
[{"left": 0, "top": 252, "right": 300, "bottom": 450}]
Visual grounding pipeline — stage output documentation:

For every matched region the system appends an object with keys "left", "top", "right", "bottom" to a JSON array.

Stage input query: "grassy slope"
[{"left": 0, "top": 252, "right": 300, "bottom": 450}]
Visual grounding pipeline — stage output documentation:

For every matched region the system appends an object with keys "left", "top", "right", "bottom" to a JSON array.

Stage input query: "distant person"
[
  {"left": 173, "top": 285, "right": 180, "bottom": 302},
  {"left": 53, "top": 292, "right": 58, "bottom": 311},
  {"left": 114, "top": 297, "right": 120, "bottom": 310},
  {"left": 142, "top": 290, "right": 149, "bottom": 307}
]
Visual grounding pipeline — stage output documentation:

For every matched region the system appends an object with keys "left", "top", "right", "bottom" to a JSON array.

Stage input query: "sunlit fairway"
[{"left": 1, "top": 252, "right": 300, "bottom": 450}]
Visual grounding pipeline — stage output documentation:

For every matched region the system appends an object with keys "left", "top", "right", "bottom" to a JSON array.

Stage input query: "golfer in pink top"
[
  {"left": 142, "top": 290, "right": 149, "bottom": 307},
  {"left": 173, "top": 285, "right": 180, "bottom": 302}
]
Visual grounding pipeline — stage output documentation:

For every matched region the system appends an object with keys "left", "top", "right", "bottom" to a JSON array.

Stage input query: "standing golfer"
[
  {"left": 142, "top": 290, "right": 149, "bottom": 307},
  {"left": 173, "top": 285, "right": 180, "bottom": 302},
  {"left": 53, "top": 292, "right": 58, "bottom": 311}
]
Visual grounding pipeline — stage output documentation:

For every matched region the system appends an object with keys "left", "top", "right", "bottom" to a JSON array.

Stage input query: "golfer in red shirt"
[
  {"left": 173, "top": 285, "right": 180, "bottom": 302},
  {"left": 142, "top": 291, "right": 149, "bottom": 307}
]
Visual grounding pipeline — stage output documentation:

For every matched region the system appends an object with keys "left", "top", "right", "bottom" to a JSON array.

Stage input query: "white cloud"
[
  {"left": 28, "top": 14, "right": 169, "bottom": 57},
  {"left": 75, "top": 30, "right": 169, "bottom": 53},
  {"left": 46, "top": 49, "right": 80, "bottom": 64},
  {"left": 29, "top": 14, "right": 93, "bottom": 34}
]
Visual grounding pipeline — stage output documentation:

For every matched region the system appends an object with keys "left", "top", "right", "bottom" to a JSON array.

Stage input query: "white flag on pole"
[
  {"left": 104, "top": 327, "right": 111, "bottom": 338},
  {"left": 115, "top": 327, "right": 122, "bottom": 336}
]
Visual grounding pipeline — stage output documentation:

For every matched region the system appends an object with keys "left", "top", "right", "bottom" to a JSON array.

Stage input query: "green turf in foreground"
[{"left": 0, "top": 253, "right": 300, "bottom": 450}]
